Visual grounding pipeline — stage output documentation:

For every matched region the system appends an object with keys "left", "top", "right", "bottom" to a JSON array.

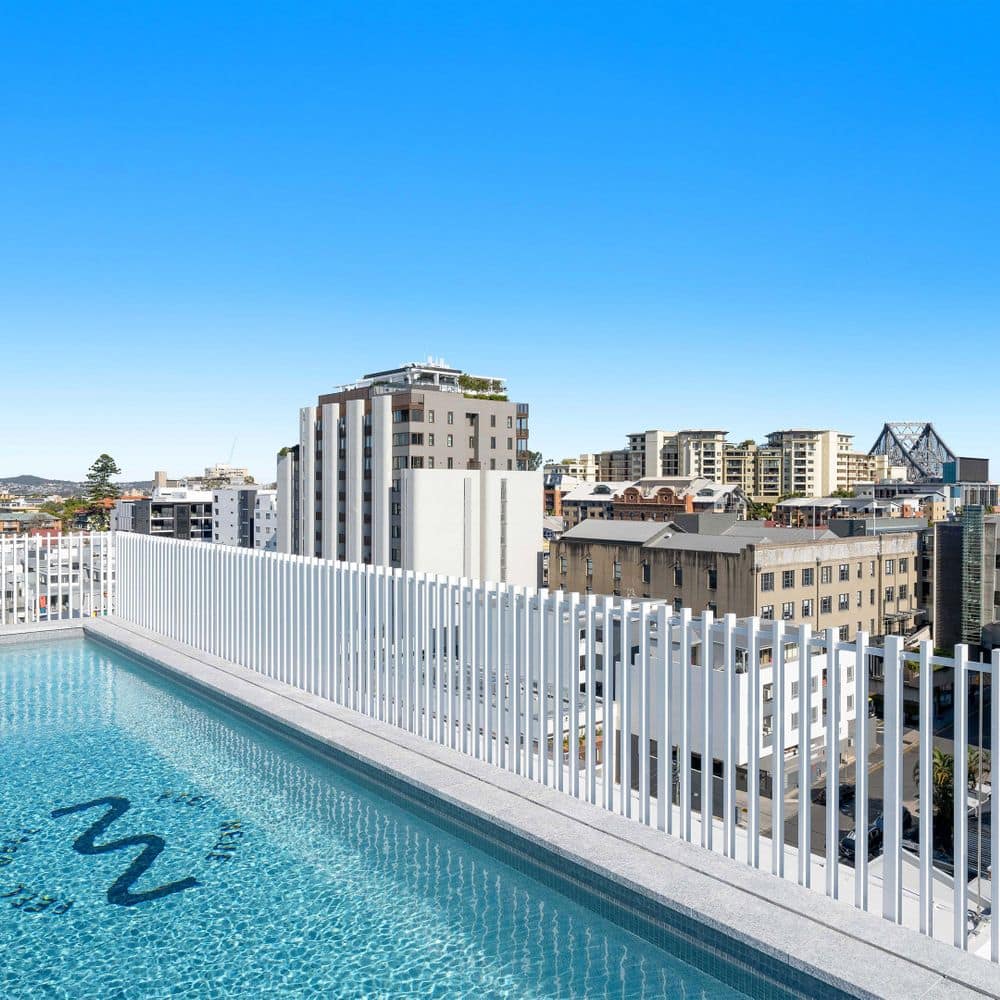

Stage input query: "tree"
[
  {"left": 747, "top": 500, "right": 774, "bottom": 521},
  {"left": 913, "top": 747, "right": 990, "bottom": 850},
  {"left": 520, "top": 450, "right": 543, "bottom": 471},
  {"left": 85, "top": 454, "right": 122, "bottom": 503}
]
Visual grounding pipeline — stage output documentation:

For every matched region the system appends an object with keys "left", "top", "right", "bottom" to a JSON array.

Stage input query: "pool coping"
[{"left": 8, "top": 618, "right": 996, "bottom": 999}]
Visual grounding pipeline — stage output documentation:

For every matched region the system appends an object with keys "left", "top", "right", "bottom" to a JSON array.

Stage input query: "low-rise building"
[
  {"left": 550, "top": 519, "right": 921, "bottom": 642},
  {"left": 612, "top": 478, "right": 748, "bottom": 521},
  {"left": 112, "top": 488, "right": 214, "bottom": 541},
  {"left": 0, "top": 511, "right": 61, "bottom": 537},
  {"left": 543, "top": 472, "right": 583, "bottom": 516},
  {"left": 560, "top": 481, "right": 634, "bottom": 529}
]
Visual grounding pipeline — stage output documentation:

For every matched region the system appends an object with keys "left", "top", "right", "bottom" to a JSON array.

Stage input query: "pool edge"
[{"left": 79, "top": 618, "right": 997, "bottom": 1000}]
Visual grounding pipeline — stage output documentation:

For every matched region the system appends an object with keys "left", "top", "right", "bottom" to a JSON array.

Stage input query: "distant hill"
[{"left": 1, "top": 475, "right": 153, "bottom": 496}]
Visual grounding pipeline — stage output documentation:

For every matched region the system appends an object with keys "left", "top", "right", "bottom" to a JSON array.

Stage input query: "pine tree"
[{"left": 85, "top": 454, "right": 122, "bottom": 503}]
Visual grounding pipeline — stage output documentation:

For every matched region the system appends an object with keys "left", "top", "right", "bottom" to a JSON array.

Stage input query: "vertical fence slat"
[
  {"left": 798, "top": 624, "right": 813, "bottom": 888},
  {"left": 700, "top": 609, "right": 713, "bottom": 849},
  {"left": 883, "top": 634, "right": 903, "bottom": 924},
  {"left": 954, "top": 644, "right": 969, "bottom": 951},
  {"left": 919, "top": 640, "right": 934, "bottom": 936},
  {"left": 825, "top": 628, "right": 840, "bottom": 899},
  {"left": 723, "top": 613, "right": 737, "bottom": 859},
  {"left": 854, "top": 629, "right": 870, "bottom": 911},
  {"left": 772, "top": 620, "right": 786, "bottom": 878}
]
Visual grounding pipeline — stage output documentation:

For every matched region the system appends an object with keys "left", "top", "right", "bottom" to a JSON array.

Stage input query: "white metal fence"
[
  {"left": 0, "top": 533, "right": 113, "bottom": 625},
  {"left": 7, "top": 531, "right": 999, "bottom": 961}
]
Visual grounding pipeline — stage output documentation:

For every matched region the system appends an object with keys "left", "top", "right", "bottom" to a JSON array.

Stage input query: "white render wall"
[
  {"left": 319, "top": 402, "right": 340, "bottom": 560},
  {"left": 211, "top": 487, "right": 245, "bottom": 546},
  {"left": 253, "top": 490, "right": 278, "bottom": 551},
  {"left": 400, "top": 469, "right": 541, "bottom": 586},
  {"left": 298, "top": 407, "right": 316, "bottom": 555},
  {"left": 370, "top": 394, "right": 392, "bottom": 565},
  {"left": 345, "top": 398, "right": 364, "bottom": 562},
  {"left": 276, "top": 451, "right": 295, "bottom": 554}
]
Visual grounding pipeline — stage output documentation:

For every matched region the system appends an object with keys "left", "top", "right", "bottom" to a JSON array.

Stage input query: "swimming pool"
[{"left": 0, "top": 638, "right": 839, "bottom": 998}]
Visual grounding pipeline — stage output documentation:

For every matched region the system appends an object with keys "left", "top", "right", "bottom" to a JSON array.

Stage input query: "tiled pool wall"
[{"left": 88, "top": 630, "right": 858, "bottom": 1000}]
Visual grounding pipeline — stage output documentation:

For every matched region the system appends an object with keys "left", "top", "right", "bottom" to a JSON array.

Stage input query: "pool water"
[{"left": 1, "top": 639, "right": 767, "bottom": 999}]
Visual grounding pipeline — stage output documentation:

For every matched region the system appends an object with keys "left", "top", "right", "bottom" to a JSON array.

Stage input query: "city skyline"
[{"left": 3, "top": 4, "right": 998, "bottom": 480}]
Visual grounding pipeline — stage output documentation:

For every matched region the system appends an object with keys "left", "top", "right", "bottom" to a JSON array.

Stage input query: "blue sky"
[{"left": 2, "top": 3, "right": 998, "bottom": 482}]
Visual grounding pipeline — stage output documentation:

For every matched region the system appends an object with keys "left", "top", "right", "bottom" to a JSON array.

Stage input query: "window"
[
  {"left": 490, "top": 437, "right": 496, "bottom": 449},
  {"left": 613, "top": 561, "right": 622, "bottom": 580},
  {"left": 392, "top": 432, "right": 408, "bottom": 446},
  {"left": 821, "top": 596, "right": 832, "bottom": 614},
  {"left": 410, "top": 432, "right": 424, "bottom": 445},
  {"left": 869, "top": 560, "right": 876, "bottom": 577},
  {"left": 507, "top": 416, "right": 513, "bottom": 428},
  {"left": 707, "top": 602, "right": 717, "bottom": 615},
  {"left": 782, "top": 570, "right": 794, "bottom": 589},
  {"left": 885, "top": 559, "right": 894, "bottom": 575},
  {"left": 839, "top": 625, "right": 850, "bottom": 641},
  {"left": 447, "top": 412, "right": 454, "bottom": 424},
  {"left": 427, "top": 457, "right": 435, "bottom": 469},
  {"left": 559, "top": 556, "right": 567, "bottom": 574},
  {"left": 641, "top": 562, "right": 651, "bottom": 584},
  {"left": 870, "top": 588, "right": 875, "bottom": 605},
  {"left": 760, "top": 605, "right": 774, "bottom": 620},
  {"left": 586, "top": 557, "right": 593, "bottom": 577},
  {"left": 838, "top": 593, "right": 849, "bottom": 610},
  {"left": 490, "top": 414, "right": 496, "bottom": 427},
  {"left": 427, "top": 433, "right": 434, "bottom": 446},
  {"left": 802, "top": 599, "right": 814, "bottom": 617},
  {"left": 802, "top": 567, "right": 814, "bottom": 587},
  {"left": 427, "top": 410, "right": 435, "bottom": 423},
  {"left": 673, "top": 597, "right": 683, "bottom": 612},
  {"left": 468, "top": 436, "right": 475, "bottom": 448},
  {"left": 899, "top": 557, "right": 908, "bottom": 573},
  {"left": 761, "top": 571, "right": 774, "bottom": 592},
  {"left": 856, "top": 591, "right": 862, "bottom": 607},
  {"left": 791, "top": 712, "right": 799, "bottom": 730},
  {"left": 410, "top": 457, "right": 424, "bottom": 469},
  {"left": 898, "top": 583, "right": 908, "bottom": 600},
  {"left": 820, "top": 566, "right": 832, "bottom": 584},
  {"left": 885, "top": 586, "right": 895, "bottom": 602},
  {"left": 446, "top": 434, "right": 454, "bottom": 447},
  {"left": 507, "top": 437, "right": 513, "bottom": 449},
  {"left": 674, "top": 564, "right": 682, "bottom": 586},
  {"left": 781, "top": 602, "right": 794, "bottom": 620},
  {"left": 707, "top": 568, "right": 718, "bottom": 590},
  {"left": 838, "top": 563, "right": 849, "bottom": 581},
  {"left": 447, "top": 458, "right": 453, "bottom": 469},
  {"left": 856, "top": 562, "right": 863, "bottom": 579}
]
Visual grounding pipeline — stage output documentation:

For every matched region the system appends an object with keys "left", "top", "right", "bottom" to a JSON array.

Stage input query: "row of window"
[
  {"left": 392, "top": 456, "right": 515, "bottom": 471},
  {"left": 393, "top": 409, "right": 515, "bottom": 428},
  {"left": 390, "top": 432, "right": 515, "bottom": 450},
  {"left": 760, "top": 558, "right": 909, "bottom": 592},
  {"left": 761, "top": 586, "right": 909, "bottom": 621}
]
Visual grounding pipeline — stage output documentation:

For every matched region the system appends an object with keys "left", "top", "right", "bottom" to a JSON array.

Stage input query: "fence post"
[{"left": 883, "top": 634, "right": 903, "bottom": 924}]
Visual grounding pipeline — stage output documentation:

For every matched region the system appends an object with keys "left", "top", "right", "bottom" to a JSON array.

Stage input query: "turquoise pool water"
[{"left": 1, "top": 638, "right": 801, "bottom": 998}]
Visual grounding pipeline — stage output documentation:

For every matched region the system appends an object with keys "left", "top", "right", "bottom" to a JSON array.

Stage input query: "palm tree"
[{"left": 913, "top": 747, "right": 990, "bottom": 850}]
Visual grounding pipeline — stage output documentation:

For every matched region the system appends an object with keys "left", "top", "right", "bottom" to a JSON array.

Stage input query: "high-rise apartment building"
[
  {"left": 592, "top": 428, "right": 886, "bottom": 503},
  {"left": 278, "top": 360, "right": 540, "bottom": 585}
]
